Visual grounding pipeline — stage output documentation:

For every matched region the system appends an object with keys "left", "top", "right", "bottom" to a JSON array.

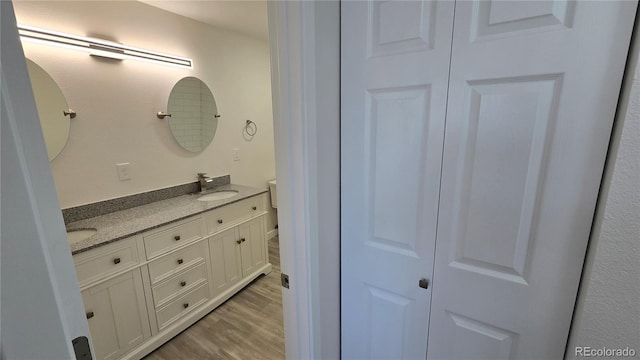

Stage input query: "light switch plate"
[
  {"left": 116, "top": 163, "right": 131, "bottom": 181},
  {"left": 232, "top": 148, "right": 240, "bottom": 161}
]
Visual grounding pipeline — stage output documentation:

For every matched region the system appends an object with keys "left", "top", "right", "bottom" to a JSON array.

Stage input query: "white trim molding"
[
  {"left": 267, "top": 229, "right": 279, "bottom": 240},
  {"left": 268, "top": 2, "right": 312, "bottom": 358},
  {"left": 267, "top": 1, "right": 341, "bottom": 359}
]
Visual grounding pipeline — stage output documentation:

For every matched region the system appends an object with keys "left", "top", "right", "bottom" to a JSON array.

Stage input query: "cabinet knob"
[
  {"left": 177, "top": 259, "right": 184, "bottom": 265},
  {"left": 418, "top": 278, "right": 429, "bottom": 289},
  {"left": 86, "top": 312, "right": 94, "bottom": 319},
  {"left": 217, "top": 219, "right": 223, "bottom": 224},
  {"left": 113, "top": 258, "right": 121, "bottom": 265},
  {"left": 241, "top": 238, "right": 246, "bottom": 243},
  {"left": 174, "top": 235, "right": 181, "bottom": 241},
  {"left": 236, "top": 239, "right": 242, "bottom": 244},
  {"left": 252, "top": 206, "right": 257, "bottom": 211},
  {"left": 180, "top": 281, "right": 186, "bottom": 287},
  {"left": 183, "top": 303, "right": 189, "bottom": 309}
]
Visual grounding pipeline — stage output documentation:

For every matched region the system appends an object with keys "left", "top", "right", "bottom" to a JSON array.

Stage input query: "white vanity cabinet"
[
  {"left": 73, "top": 192, "right": 271, "bottom": 360},
  {"left": 238, "top": 217, "right": 267, "bottom": 277},
  {"left": 209, "top": 227, "right": 243, "bottom": 296},
  {"left": 207, "top": 196, "right": 268, "bottom": 298},
  {"left": 146, "top": 238, "right": 212, "bottom": 331},
  {"left": 209, "top": 216, "right": 266, "bottom": 297},
  {"left": 73, "top": 237, "right": 151, "bottom": 360},
  {"left": 81, "top": 269, "right": 151, "bottom": 360}
]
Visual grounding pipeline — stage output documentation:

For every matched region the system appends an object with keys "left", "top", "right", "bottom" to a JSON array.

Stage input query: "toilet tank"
[{"left": 268, "top": 179, "right": 277, "bottom": 208}]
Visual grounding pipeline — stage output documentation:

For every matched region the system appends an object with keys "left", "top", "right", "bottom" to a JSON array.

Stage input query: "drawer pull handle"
[
  {"left": 217, "top": 219, "right": 223, "bottom": 224},
  {"left": 113, "top": 258, "right": 121, "bottom": 264},
  {"left": 236, "top": 239, "right": 242, "bottom": 244},
  {"left": 86, "top": 312, "right": 94, "bottom": 319},
  {"left": 252, "top": 206, "right": 257, "bottom": 210},
  {"left": 241, "top": 238, "right": 246, "bottom": 243},
  {"left": 183, "top": 303, "right": 189, "bottom": 309},
  {"left": 177, "top": 259, "right": 184, "bottom": 265},
  {"left": 174, "top": 235, "right": 181, "bottom": 241},
  {"left": 180, "top": 281, "right": 186, "bottom": 287}
]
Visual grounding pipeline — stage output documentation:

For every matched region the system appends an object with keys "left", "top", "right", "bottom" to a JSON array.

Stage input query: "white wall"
[
  {"left": 13, "top": 2, "right": 277, "bottom": 226},
  {"left": 567, "top": 22, "right": 640, "bottom": 357}
]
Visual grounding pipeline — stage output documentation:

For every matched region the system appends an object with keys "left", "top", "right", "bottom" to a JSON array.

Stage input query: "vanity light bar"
[{"left": 18, "top": 25, "right": 193, "bottom": 69}]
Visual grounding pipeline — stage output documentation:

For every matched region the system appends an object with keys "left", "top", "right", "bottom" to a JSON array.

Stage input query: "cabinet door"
[
  {"left": 238, "top": 217, "right": 266, "bottom": 277},
  {"left": 82, "top": 269, "right": 151, "bottom": 360},
  {"left": 209, "top": 227, "right": 242, "bottom": 297}
]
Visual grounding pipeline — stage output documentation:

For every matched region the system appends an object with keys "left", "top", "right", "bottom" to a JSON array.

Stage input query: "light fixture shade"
[{"left": 18, "top": 24, "right": 193, "bottom": 69}]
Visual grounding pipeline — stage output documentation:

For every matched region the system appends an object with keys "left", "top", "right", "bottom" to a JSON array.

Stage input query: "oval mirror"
[
  {"left": 25, "top": 59, "right": 71, "bottom": 161},
  {"left": 167, "top": 77, "right": 219, "bottom": 152}
]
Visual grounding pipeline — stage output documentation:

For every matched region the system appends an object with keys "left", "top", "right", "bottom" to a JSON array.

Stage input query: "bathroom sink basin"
[
  {"left": 67, "top": 228, "right": 97, "bottom": 244},
  {"left": 197, "top": 191, "right": 239, "bottom": 201}
]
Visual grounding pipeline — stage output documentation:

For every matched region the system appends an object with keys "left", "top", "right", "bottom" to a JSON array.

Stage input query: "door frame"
[
  {"left": 267, "top": 1, "right": 341, "bottom": 359},
  {"left": 1, "top": 1, "right": 93, "bottom": 358}
]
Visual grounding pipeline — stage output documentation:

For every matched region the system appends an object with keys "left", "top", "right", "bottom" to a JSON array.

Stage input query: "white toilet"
[{"left": 268, "top": 179, "right": 277, "bottom": 208}]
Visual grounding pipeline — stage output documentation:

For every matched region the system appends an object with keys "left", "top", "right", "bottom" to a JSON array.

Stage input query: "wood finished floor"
[{"left": 144, "top": 237, "right": 285, "bottom": 360}]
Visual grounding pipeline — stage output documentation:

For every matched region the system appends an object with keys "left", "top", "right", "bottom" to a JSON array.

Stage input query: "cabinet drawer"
[
  {"left": 74, "top": 237, "right": 140, "bottom": 287},
  {"left": 144, "top": 217, "right": 203, "bottom": 259},
  {"left": 156, "top": 283, "right": 210, "bottom": 331},
  {"left": 152, "top": 262, "right": 209, "bottom": 307},
  {"left": 205, "top": 195, "right": 265, "bottom": 234},
  {"left": 148, "top": 241, "right": 208, "bottom": 284}
]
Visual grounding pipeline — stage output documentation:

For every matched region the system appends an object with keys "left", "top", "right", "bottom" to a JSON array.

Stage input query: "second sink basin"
[
  {"left": 67, "top": 228, "right": 97, "bottom": 244},
  {"left": 197, "top": 190, "right": 239, "bottom": 202}
]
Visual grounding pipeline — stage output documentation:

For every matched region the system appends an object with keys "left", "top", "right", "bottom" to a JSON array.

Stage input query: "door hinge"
[{"left": 281, "top": 273, "right": 290, "bottom": 289}]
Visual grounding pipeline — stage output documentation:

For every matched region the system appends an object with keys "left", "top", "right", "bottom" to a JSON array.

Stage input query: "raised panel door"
[
  {"left": 426, "top": 1, "right": 637, "bottom": 359},
  {"left": 342, "top": 1, "right": 636, "bottom": 359},
  {"left": 82, "top": 269, "right": 150, "bottom": 360},
  {"left": 209, "top": 227, "right": 242, "bottom": 297},
  {"left": 341, "top": 1, "right": 455, "bottom": 358},
  {"left": 238, "top": 217, "right": 266, "bottom": 277}
]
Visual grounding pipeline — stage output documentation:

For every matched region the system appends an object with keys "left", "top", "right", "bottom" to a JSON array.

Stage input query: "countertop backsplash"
[{"left": 62, "top": 175, "right": 230, "bottom": 224}]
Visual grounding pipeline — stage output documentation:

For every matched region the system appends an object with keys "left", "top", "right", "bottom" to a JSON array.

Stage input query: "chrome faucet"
[{"left": 197, "top": 173, "right": 213, "bottom": 192}]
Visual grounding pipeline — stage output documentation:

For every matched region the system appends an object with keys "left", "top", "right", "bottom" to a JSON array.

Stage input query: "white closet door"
[
  {"left": 341, "top": 1, "right": 454, "bottom": 358},
  {"left": 427, "top": 1, "right": 637, "bottom": 359}
]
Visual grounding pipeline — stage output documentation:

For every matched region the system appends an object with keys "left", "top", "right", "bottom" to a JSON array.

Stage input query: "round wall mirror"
[
  {"left": 25, "top": 59, "right": 71, "bottom": 161},
  {"left": 167, "top": 77, "right": 219, "bottom": 152}
]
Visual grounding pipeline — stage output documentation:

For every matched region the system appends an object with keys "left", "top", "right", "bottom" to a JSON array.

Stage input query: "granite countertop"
[{"left": 66, "top": 184, "right": 267, "bottom": 255}]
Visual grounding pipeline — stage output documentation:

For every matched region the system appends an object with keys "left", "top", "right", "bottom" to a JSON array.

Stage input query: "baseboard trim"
[{"left": 267, "top": 228, "right": 279, "bottom": 240}]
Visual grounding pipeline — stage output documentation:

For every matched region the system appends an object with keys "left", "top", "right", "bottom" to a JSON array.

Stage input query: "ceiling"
[{"left": 139, "top": 0, "right": 268, "bottom": 41}]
